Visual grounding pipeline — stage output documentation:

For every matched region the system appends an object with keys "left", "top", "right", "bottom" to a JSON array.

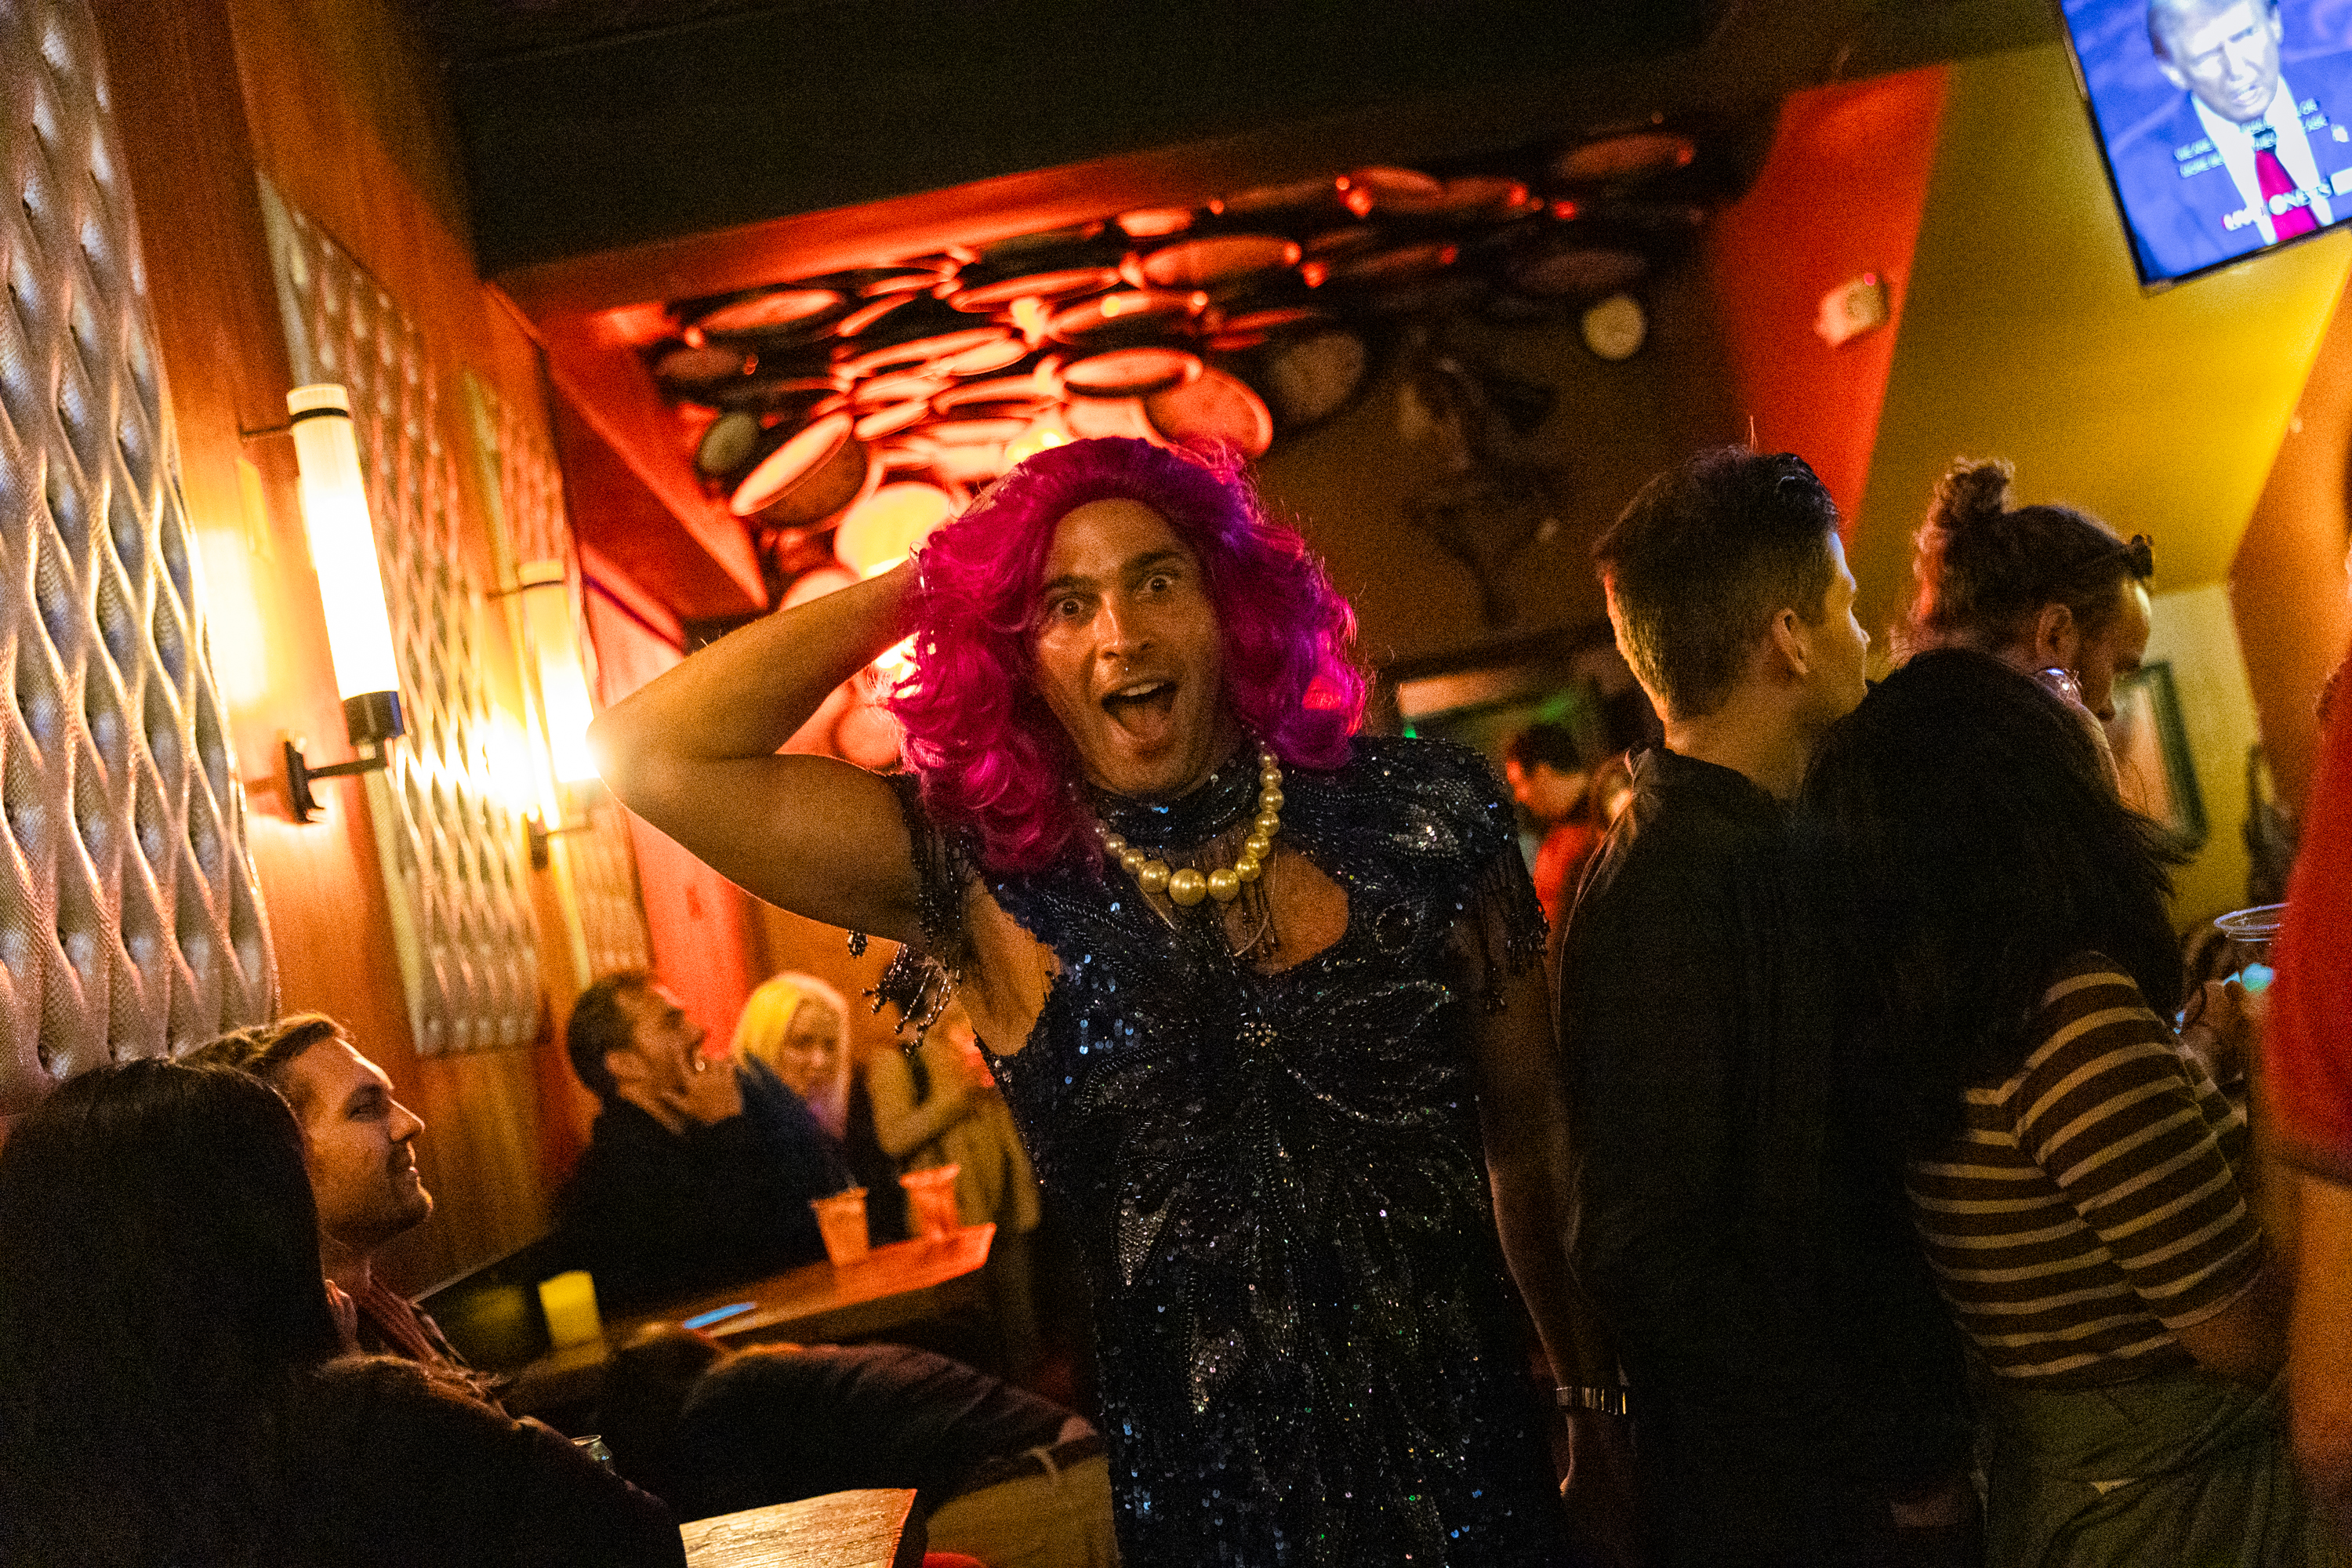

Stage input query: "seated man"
[
  {"left": 193, "top": 1014, "right": 1108, "bottom": 1563},
  {"left": 189, "top": 1014, "right": 503, "bottom": 1403},
  {"left": 557, "top": 970, "right": 879, "bottom": 1312}
]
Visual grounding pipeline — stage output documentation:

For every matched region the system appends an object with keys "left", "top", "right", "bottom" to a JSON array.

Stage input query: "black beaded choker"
[{"left": 1087, "top": 743, "right": 1261, "bottom": 852}]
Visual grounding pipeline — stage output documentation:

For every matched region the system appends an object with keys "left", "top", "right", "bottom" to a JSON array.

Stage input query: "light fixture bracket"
[
  {"left": 526, "top": 810, "right": 596, "bottom": 869},
  {"left": 285, "top": 690, "right": 405, "bottom": 822},
  {"left": 525, "top": 775, "right": 609, "bottom": 867}
]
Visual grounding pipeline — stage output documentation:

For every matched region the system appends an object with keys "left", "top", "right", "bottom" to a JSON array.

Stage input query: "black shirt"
[
  {"left": 1558, "top": 747, "right": 1967, "bottom": 1566},
  {"left": 288, "top": 1357, "right": 683, "bottom": 1567},
  {"left": 554, "top": 1059, "right": 848, "bottom": 1312}
]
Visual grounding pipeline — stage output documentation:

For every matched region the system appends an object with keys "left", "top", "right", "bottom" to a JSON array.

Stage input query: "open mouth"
[
  {"left": 1102, "top": 678, "right": 1178, "bottom": 733},
  {"left": 2226, "top": 77, "right": 2270, "bottom": 113}
]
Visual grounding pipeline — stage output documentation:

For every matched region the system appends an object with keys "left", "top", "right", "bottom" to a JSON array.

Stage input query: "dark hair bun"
[{"left": 1930, "top": 459, "right": 2014, "bottom": 535}]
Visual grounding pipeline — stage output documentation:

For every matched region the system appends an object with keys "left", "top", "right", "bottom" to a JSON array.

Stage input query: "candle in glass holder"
[{"left": 538, "top": 1270, "right": 604, "bottom": 1348}]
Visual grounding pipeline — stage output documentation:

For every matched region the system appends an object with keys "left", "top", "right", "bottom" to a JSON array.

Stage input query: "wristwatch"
[{"left": 1558, "top": 1385, "right": 1633, "bottom": 1417}]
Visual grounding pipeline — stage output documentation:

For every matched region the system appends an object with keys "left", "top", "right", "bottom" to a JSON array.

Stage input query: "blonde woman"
[
  {"left": 735, "top": 973, "right": 854, "bottom": 1137},
  {"left": 735, "top": 973, "right": 906, "bottom": 1243}
]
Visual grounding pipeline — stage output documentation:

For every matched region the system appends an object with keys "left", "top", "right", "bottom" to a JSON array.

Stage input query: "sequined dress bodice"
[{"left": 890, "top": 738, "right": 1569, "bottom": 1566}]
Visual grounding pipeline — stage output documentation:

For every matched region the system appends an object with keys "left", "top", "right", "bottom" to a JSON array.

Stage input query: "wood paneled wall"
[
  {"left": 89, "top": 0, "right": 610, "bottom": 1293},
  {"left": 581, "top": 589, "right": 767, "bottom": 1064}
]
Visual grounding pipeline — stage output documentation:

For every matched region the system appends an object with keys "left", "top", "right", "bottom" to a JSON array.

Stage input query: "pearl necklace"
[{"left": 1096, "top": 746, "right": 1283, "bottom": 908}]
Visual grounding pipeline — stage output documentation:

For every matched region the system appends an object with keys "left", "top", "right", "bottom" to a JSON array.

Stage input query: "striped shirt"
[{"left": 1907, "top": 954, "right": 2263, "bottom": 1387}]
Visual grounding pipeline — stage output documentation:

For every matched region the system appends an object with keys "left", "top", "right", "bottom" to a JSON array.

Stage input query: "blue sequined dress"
[{"left": 880, "top": 737, "right": 1573, "bottom": 1566}]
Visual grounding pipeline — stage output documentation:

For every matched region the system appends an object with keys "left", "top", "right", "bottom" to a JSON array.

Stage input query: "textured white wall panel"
[{"left": 0, "top": 0, "right": 276, "bottom": 1108}]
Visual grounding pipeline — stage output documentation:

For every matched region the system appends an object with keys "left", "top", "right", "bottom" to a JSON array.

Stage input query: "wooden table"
[
  {"left": 681, "top": 1488, "right": 921, "bottom": 1568},
  {"left": 510, "top": 1225, "right": 995, "bottom": 1414}
]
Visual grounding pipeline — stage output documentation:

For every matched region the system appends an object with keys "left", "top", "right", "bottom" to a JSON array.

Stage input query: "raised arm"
[{"left": 587, "top": 562, "right": 927, "bottom": 946}]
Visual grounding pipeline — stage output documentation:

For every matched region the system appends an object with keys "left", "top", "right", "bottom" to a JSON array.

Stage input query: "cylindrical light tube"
[
  {"left": 517, "top": 561, "right": 599, "bottom": 785},
  {"left": 287, "top": 385, "right": 401, "bottom": 710}
]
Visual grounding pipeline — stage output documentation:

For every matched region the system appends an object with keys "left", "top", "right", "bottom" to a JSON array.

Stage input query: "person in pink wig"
[{"left": 591, "top": 437, "right": 1621, "bottom": 1566}]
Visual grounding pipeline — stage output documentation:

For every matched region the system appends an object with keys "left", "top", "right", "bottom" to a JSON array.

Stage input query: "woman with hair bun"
[
  {"left": 1901, "top": 457, "right": 2155, "bottom": 723},
  {"left": 590, "top": 437, "right": 1613, "bottom": 1565}
]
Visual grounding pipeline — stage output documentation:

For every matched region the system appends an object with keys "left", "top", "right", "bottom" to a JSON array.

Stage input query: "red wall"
[{"left": 1707, "top": 69, "right": 1951, "bottom": 539}]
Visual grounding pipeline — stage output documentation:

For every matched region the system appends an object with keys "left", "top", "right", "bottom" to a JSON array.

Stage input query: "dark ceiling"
[{"left": 391, "top": 0, "right": 2060, "bottom": 628}]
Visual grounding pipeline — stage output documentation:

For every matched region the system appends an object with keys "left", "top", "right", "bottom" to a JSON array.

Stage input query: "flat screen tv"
[{"left": 2058, "top": 0, "right": 2352, "bottom": 287}]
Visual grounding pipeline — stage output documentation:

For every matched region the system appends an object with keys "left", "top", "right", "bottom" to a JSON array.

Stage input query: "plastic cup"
[
  {"left": 899, "top": 1163, "right": 963, "bottom": 1240},
  {"left": 811, "top": 1188, "right": 870, "bottom": 1265},
  {"left": 2214, "top": 903, "right": 2287, "bottom": 990}
]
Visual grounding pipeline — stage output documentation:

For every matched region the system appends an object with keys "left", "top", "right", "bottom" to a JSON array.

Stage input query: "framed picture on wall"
[{"left": 2111, "top": 662, "right": 2208, "bottom": 849}]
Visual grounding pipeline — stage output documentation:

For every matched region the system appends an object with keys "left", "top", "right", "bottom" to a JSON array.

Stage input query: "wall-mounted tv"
[{"left": 2059, "top": 0, "right": 2352, "bottom": 287}]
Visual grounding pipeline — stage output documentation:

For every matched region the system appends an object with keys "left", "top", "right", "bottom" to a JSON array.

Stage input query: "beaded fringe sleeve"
[
  {"left": 855, "top": 771, "right": 975, "bottom": 1042},
  {"left": 1345, "top": 736, "right": 1550, "bottom": 1011}
]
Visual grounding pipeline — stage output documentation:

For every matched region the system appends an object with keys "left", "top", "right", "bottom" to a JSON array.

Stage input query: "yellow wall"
[
  {"left": 2145, "top": 585, "right": 2265, "bottom": 925},
  {"left": 2233, "top": 286, "right": 2352, "bottom": 810},
  {"left": 1857, "top": 43, "right": 2350, "bottom": 622},
  {"left": 1856, "top": 42, "right": 2351, "bottom": 921}
]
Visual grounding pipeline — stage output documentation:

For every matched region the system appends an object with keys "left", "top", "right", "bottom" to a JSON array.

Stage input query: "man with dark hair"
[
  {"left": 1504, "top": 721, "right": 1599, "bottom": 928},
  {"left": 196, "top": 1011, "right": 1110, "bottom": 1560},
  {"left": 565, "top": 968, "right": 656, "bottom": 1106},
  {"left": 554, "top": 972, "right": 856, "bottom": 1311},
  {"left": 1559, "top": 449, "right": 1972, "bottom": 1565},
  {"left": 2114, "top": 0, "right": 2352, "bottom": 278},
  {"left": 189, "top": 1015, "right": 489, "bottom": 1392}
]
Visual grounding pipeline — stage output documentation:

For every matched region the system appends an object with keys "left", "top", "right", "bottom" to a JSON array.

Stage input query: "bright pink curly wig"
[{"left": 889, "top": 437, "right": 1367, "bottom": 875}]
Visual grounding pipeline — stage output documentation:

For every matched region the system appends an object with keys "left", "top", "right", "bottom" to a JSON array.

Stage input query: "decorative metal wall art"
[{"left": 260, "top": 183, "right": 540, "bottom": 1054}]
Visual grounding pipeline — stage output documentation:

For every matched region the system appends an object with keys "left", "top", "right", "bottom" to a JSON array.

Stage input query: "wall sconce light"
[
  {"left": 281, "top": 383, "right": 405, "bottom": 822},
  {"left": 514, "top": 559, "right": 602, "bottom": 867}
]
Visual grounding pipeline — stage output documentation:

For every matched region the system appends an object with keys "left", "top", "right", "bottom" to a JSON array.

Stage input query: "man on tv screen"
[{"left": 2115, "top": 0, "right": 2352, "bottom": 278}]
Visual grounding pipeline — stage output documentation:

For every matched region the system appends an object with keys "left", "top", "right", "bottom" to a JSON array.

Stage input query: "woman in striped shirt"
[{"left": 1803, "top": 647, "right": 2336, "bottom": 1567}]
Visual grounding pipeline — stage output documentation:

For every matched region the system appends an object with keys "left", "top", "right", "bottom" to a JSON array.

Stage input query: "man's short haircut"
[
  {"left": 184, "top": 1014, "right": 345, "bottom": 1116},
  {"left": 568, "top": 971, "right": 656, "bottom": 1104},
  {"left": 1505, "top": 722, "right": 1585, "bottom": 775},
  {"left": 1592, "top": 448, "right": 1841, "bottom": 721},
  {"left": 2149, "top": 0, "right": 2276, "bottom": 57}
]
